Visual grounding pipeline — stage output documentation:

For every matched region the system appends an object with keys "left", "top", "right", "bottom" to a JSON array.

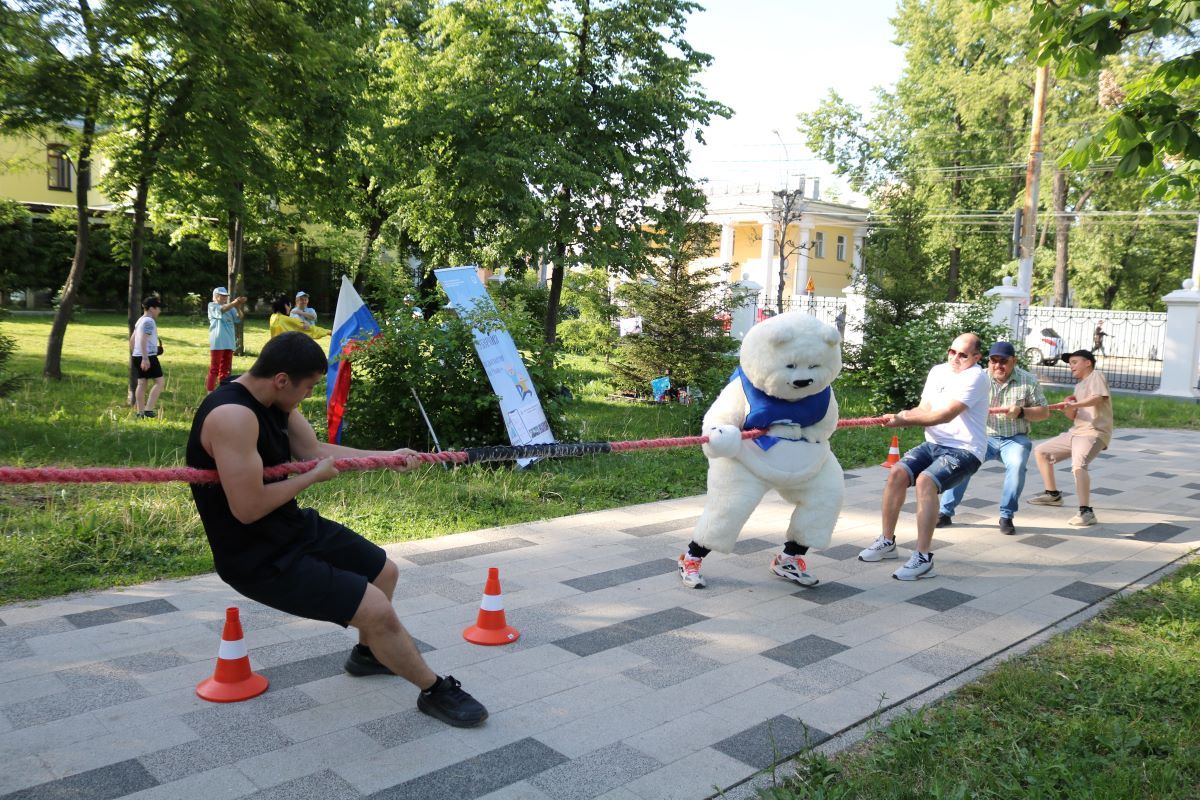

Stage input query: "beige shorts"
[{"left": 1035, "top": 431, "right": 1105, "bottom": 471}]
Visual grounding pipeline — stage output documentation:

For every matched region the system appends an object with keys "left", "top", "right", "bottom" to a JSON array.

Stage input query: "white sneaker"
[
  {"left": 678, "top": 554, "right": 706, "bottom": 588},
  {"left": 1068, "top": 509, "right": 1097, "bottom": 526},
  {"left": 770, "top": 554, "right": 818, "bottom": 587},
  {"left": 1027, "top": 491, "right": 1063, "bottom": 506},
  {"left": 858, "top": 536, "right": 898, "bottom": 562},
  {"left": 893, "top": 551, "right": 935, "bottom": 581}
]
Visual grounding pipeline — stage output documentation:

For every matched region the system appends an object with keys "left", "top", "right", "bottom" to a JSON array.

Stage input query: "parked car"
[{"left": 1023, "top": 327, "right": 1065, "bottom": 366}]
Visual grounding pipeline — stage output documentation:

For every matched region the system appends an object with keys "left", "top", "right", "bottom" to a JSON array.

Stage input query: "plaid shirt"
[{"left": 987, "top": 366, "right": 1047, "bottom": 438}]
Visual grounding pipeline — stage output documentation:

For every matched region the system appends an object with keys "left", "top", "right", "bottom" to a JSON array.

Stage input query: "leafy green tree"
[
  {"left": 0, "top": 0, "right": 113, "bottom": 378},
  {"left": 609, "top": 210, "right": 737, "bottom": 401},
  {"left": 982, "top": 0, "right": 1200, "bottom": 199}
]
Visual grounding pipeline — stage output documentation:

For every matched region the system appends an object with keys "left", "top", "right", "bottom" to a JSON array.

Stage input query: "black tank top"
[{"left": 187, "top": 380, "right": 319, "bottom": 582}]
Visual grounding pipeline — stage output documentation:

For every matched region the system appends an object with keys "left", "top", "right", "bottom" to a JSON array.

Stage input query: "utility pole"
[{"left": 1018, "top": 65, "right": 1050, "bottom": 297}]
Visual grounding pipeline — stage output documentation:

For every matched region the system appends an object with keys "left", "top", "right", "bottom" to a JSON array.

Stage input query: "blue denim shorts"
[{"left": 898, "top": 441, "right": 982, "bottom": 492}]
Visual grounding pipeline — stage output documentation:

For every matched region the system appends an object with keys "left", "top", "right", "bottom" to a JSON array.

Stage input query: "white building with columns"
[{"left": 694, "top": 181, "right": 870, "bottom": 299}]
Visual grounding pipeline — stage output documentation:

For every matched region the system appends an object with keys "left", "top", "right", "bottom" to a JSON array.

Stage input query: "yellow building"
[
  {"left": 0, "top": 129, "right": 115, "bottom": 211},
  {"left": 694, "top": 181, "right": 869, "bottom": 299}
]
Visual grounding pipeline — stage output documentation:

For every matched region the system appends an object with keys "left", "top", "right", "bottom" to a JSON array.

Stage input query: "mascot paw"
[{"left": 702, "top": 424, "right": 742, "bottom": 459}]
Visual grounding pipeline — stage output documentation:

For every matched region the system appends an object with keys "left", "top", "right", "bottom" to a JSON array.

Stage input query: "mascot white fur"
[{"left": 678, "top": 312, "right": 844, "bottom": 589}]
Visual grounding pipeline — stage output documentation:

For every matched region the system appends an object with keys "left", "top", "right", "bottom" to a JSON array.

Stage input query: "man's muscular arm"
[{"left": 204, "top": 404, "right": 338, "bottom": 524}]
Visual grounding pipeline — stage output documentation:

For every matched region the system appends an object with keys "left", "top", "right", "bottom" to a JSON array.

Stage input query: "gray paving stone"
[
  {"left": 958, "top": 497, "right": 995, "bottom": 509},
  {"left": 804, "top": 599, "right": 877, "bottom": 625},
  {"left": 1146, "top": 471, "right": 1175, "bottom": 479},
  {"left": 620, "top": 630, "right": 712, "bottom": 662},
  {"left": 0, "top": 758, "right": 158, "bottom": 800},
  {"left": 791, "top": 582, "right": 863, "bottom": 606},
  {"left": 365, "top": 737, "right": 567, "bottom": 800},
  {"left": 529, "top": 742, "right": 661, "bottom": 800},
  {"left": 1020, "top": 534, "right": 1067, "bottom": 548},
  {"left": 770, "top": 659, "right": 867, "bottom": 697},
  {"left": 107, "top": 648, "right": 190, "bottom": 674},
  {"left": 1133, "top": 523, "right": 1188, "bottom": 543},
  {"left": 1183, "top": 482, "right": 1200, "bottom": 490},
  {"left": 623, "top": 649, "right": 721, "bottom": 689},
  {"left": 906, "top": 588, "right": 975, "bottom": 612},
  {"left": 64, "top": 599, "right": 179, "bottom": 629},
  {"left": 562, "top": 559, "right": 676, "bottom": 593},
  {"left": 258, "top": 652, "right": 352, "bottom": 691},
  {"left": 140, "top": 724, "right": 294, "bottom": 783},
  {"left": 617, "top": 516, "right": 700, "bottom": 537},
  {"left": 1114, "top": 434, "right": 1143, "bottom": 441},
  {"left": 1090, "top": 487, "right": 1122, "bottom": 496},
  {"left": 1052, "top": 581, "right": 1115, "bottom": 605},
  {"left": 816, "top": 544, "right": 864, "bottom": 561},
  {"left": 899, "top": 539, "right": 954, "bottom": 551},
  {"left": 902, "top": 642, "right": 985, "bottom": 678},
  {"left": 358, "top": 708, "right": 443, "bottom": 748},
  {"left": 0, "top": 639, "right": 32, "bottom": 661},
  {"left": 0, "top": 616, "right": 75, "bottom": 643},
  {"left": 761, "top": 635, "right": 849, "bottom": 670},
  {"left": 712, "top": 714, "right": 829, "bottom": 769},
  {"left": 180, "top": 687, "right": 318, "bottom": 738},
  {"left": 927, "top": 605, "right": 999, "bottom": 633},
  {"left": 731, "top": 538, "right": 777, "bottom": 555},
  {"left": 248, "top": 632, "right": 356, "bottom": 669},
  {"left": 240, "top": 769, "right": 361, "bottom": 800},
  {"left": 402, "top": 538, "right": 536, "bottom": 566},
  {"left": 3, "top": 664, "right": 150, "bottom": 729},
  {"left": 552, "top": 608, "right": 708, "bottom": 658}
]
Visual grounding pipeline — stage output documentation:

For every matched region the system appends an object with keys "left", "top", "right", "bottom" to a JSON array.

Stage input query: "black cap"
[
  {"left": 142, "top": 296, "right": 162, "bottom": 309},
  {"left": 1060, "top": 349, "right": 1095, "bottom": 366}
]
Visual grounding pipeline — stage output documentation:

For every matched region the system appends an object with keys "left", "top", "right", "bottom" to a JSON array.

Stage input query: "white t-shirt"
[
  {"left": 921, "top": 362, "right": 990, "bottom": 461},
  {"left": 130, "top": 314, "right": 159, "bottom": 358}
]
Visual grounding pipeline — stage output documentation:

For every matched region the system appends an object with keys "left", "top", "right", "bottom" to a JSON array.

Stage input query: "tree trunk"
[
  {"left": 44, "top": 111, "right": 95, "bottom": 379},
  {"left": 1052, "top": 169, "right": 1069, "bottom": 307},
  {"left": 226, "top": 197, "right": 245, "bottom": 355},
  {"left": 545, "top": 238, "right": 567, "bottom": 346},
  {"left": 126, "top": 173, "right": 150, "bottom": 403},
  {"left": 947, "top": 247, "right": 960, "bottom": 301}
]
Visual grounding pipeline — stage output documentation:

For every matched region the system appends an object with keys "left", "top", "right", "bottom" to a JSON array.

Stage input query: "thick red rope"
[{"left": 0, "top": 405, "right": 1068, "bottom": 486}]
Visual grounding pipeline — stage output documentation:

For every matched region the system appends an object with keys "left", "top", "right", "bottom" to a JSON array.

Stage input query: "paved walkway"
[{"left": 2, "top": 428, "right": 1198, "bottom": 800}]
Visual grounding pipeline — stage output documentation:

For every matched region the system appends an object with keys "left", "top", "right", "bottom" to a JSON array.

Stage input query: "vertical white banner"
[{"left": 434, "top": 267, "right": 555, "bottom": 464}]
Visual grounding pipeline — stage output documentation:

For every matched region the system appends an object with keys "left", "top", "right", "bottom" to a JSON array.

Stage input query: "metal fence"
[
  {"left": 751, "top": 294, "right": 846, "bottom": 331},
  {"left": 1014, "top": 305, "right": 1166, "bottom": 391}
]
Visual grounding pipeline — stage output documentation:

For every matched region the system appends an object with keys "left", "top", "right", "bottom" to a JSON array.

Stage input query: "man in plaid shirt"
[{"left": 937, "top": 341, "right": 1050, "bottom": 535}]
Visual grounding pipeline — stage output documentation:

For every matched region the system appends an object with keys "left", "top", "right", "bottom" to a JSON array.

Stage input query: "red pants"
[{"left": 206, "top": 349, "right": 233, "bottom": 392}]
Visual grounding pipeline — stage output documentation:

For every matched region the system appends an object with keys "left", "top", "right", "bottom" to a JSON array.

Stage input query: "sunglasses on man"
[{"left": 947, "top": 348, "right": 977, "bottom": 360}]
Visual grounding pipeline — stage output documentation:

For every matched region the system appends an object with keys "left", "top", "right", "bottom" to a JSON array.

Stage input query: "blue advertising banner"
[{"left": 434, "top": 267, "right": 555, "bottom": 465}]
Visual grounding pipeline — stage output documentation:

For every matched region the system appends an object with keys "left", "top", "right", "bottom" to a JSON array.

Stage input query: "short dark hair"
[
  {"left": 142, "top": 296, "right": 162, "bottom": 309},
  {"left": 271, "top": 296, "right": 291, "bottom": 315},
  {"left": 250, "top": 331, "right": 327, "bottom": 380}
]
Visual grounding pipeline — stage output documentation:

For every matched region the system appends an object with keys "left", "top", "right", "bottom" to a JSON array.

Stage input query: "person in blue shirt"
[{"left": 207, "top": 287, "right": 247, "bottom": 392}]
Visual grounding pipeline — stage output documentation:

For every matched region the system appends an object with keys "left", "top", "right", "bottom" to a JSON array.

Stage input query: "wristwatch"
[{"left": 1017, "top": 407, "right": 1025, "bottom": 419}]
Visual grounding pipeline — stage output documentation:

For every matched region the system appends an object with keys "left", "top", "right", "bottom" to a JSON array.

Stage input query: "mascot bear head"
[{"left": 740, "top": 312, "right": 842, "bottom": 400}]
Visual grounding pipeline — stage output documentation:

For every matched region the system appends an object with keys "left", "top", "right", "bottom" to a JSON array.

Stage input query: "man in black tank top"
[{"left": 186, "top": 332, "right": 486, "bottom": 727}]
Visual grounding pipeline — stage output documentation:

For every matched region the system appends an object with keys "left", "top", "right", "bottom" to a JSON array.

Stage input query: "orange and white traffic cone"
[
  {"left": 463, "top": 567, "right": 520, "bottom": 646},
  {"left": 196, "top": 607, "right": 269, "bottom": 703},
  {"left": 880, "top": 435, "right": 901, "bottom": 468}
]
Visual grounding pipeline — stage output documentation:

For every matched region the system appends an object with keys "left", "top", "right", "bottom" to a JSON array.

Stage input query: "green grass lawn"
[
  {"left": 0, "top": 312, "right": 1196, "bottom": 603},
  {"left": 768, "top": 559, "right": 1200, "bottom": 799}
]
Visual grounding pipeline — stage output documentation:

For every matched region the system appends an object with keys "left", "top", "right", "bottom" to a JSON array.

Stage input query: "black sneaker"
[
  {"left": 141, "top": 409, "right": 157, "bottom": 418},
  {"left": 935, "top": 514, "right": 952, "bottom": 528},
  {"left": 344, "top": 644, "right": 395, "bottom": 677},
  {"left": 999, "top": 517, "right": 1016, "bottom": 535},
  {"left": 417, "top": 675, "right": 488, "bottom": 728}
]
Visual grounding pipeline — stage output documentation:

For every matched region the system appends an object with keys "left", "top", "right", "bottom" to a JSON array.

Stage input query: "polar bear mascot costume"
[{"left": 677, "top": 312, "right": 844, "bottom": 589}]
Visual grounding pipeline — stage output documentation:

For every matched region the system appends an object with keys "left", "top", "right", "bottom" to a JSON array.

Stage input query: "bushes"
[
  {"left": 0, "top": 309, "right": 16, "bottom": 396},
  {"left": 845, "top": 299, "right": 1009, "bottom": 411},
  {"left": 340, "top": 288, "right": 576, "bottom": 451}
]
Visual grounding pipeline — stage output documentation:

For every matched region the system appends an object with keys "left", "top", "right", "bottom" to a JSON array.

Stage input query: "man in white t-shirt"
[
  {"left": 858, "top": 332, "right": 990, "bottom": 580},
  {"left": 130, "top": 296, "right": 165, "bottom": 418}
]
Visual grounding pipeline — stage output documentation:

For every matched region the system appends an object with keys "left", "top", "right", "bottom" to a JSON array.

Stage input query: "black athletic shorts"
[
  {"left": 225, "top": 517, "right": 387, "bottom": 627},
  {"left": 132, "top": 355, "right": 164, "bottom": 379}
]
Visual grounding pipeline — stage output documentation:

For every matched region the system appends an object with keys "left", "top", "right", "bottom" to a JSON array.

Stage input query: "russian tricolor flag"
[{"left": 326, "top": 275, "right": 381, "bottom": 443}]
